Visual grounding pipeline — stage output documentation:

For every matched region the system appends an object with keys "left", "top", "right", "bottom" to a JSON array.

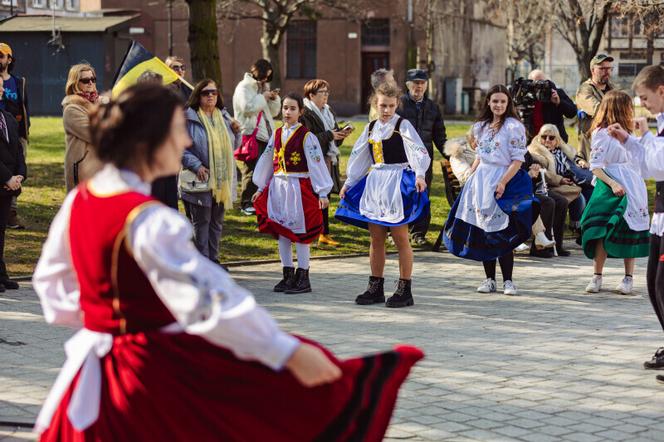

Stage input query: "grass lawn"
[{"left": 10, "top": 117, "right": 654, "bottom": 277}]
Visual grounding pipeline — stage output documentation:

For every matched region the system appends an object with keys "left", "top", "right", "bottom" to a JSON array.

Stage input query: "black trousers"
[
  {"left": 647, "top": 234, "right": 664, "bottom": 332},
  {"left": 151, "top": 175, "right": 179, "bottom": 210},
  {"left": 0, "top": 194, "right": 12, "bottom": 279},
  {"left": 409, "top": 163, "right": 433, "bottom": 238},
  {"left": 537, "top": 191, "right": 569, "bottom": 249}
]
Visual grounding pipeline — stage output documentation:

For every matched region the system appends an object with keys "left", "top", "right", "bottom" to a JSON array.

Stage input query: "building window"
[
  {"left": 65, "top": 0, "right": 77, "bottom": 10},
  {"left": 287, "top": 20, "right": 316, "bottom": 79},
  {"left": 32, "top": 0, "right": 46, "bottom": 7},
  {"left": 611, "top": 14, "right": 647, "bottom": 38},
  {"left": 50, "top": 0, "right": 63, "bottom": 9},
  {"left": 362, "top": 19, "right": 390, "bottom": 46},
  {"left": 1, "top": 0, "right": 18, "bottom": 6},
  {"left": 618, "top": 63, "right": 648, "bottom": 77}
]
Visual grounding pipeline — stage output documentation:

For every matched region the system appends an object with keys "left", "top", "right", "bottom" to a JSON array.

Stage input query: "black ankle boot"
[
  {"left": 285, "top": 268, "right": 311, "bottom": 294},
  {"left": 386, "top": 279, "right": 414, "bottom": 308},
  {"left": 273, "top": 266, "right": 296, "bottom": 292},
  {"left": 355, "top": 276, "right": 385, "bottom": 305}
]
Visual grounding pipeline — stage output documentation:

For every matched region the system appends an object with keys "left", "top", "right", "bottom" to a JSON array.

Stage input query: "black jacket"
[
  {"left": 2, "top": 74, "right": 30, "bottom": 141},
  {"left": 0, "top": 110, "right": 27, "bottom": 191},
  {"left": 299, "top": 107, "right": 342, "bottom": 156},
  {"left": 397, "top": 93, "right": 447, "bottom": 158},
  {"left": 538, "top": 86, "right": 576, "bottom": 143}
]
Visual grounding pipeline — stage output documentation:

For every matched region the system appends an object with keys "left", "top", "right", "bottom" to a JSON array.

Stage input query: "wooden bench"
[{"left": 433, "top": 159, "right": 463, "bottom": 252}]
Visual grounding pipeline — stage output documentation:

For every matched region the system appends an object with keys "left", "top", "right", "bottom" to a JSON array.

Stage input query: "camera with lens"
[{"left": 509, "top": 77, "right": 555, "bottom": 140}]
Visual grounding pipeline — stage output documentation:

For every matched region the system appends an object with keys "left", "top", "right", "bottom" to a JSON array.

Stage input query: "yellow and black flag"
[{"left": 112, "top": 41, "right": 192, "bottom": 97}]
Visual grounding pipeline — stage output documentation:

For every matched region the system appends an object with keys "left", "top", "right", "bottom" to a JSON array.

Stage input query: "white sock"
[
  {"left": 295, "top": 242, "right": 310, "bottom": 269},
  {"left": 278, "top": 236, "right": 294, "bottom": 267}
]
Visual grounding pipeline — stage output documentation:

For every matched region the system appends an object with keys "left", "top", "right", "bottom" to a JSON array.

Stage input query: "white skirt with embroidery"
[
  {"left": 604, "top": 163, "right": 649, "bottom": 232},
  {"left": 456, "top": 162, "right": 509, "bottom": 233},
  {"left": 359, "top": 164, "right": 406, "bottom": 224},
  {"left": 267, "top": 174, "right": 307, "bottom": 234}
]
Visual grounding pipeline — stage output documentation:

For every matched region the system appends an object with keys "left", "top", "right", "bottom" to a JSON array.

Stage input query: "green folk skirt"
[{"left": 580, "top": 180, "right": 649, "bottom": 259}]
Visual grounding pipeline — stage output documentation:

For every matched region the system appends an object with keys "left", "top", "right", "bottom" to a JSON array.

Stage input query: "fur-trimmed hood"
[
  {"left": 444, "top": 136, "right": 473, "bottom": 159},
  {"left": 528, "top": 139, "right": 576, "bottom": 171}
]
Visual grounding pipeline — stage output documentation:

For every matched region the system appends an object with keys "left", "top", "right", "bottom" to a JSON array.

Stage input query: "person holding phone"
[{"left": 301, "top": 79, "right": 351, "bottom": 246}]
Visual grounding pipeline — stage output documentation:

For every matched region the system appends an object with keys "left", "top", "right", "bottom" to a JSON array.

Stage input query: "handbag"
[
  {"left": 178, "top": 168, "right": 209, "bottom": 193},
  {"left": 234, "top": 111, "right": 263, "bottom": 162}
]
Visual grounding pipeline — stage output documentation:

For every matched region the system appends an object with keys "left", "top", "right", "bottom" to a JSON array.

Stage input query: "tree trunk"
[
  {"left": 186, "top": 0, "right": 222, "bottom": 87},
  {"left": 262, "top": 40, "right": 282, "bottom": 89},
  {"left": 576, "top": 49, "right": 592, "bottom": 81},
  {"left": 646, "top": 35, "right": 654, "bottom": 65}
]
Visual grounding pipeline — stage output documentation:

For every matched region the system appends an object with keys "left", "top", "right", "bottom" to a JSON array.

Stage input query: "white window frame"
[
  {"left": 50, "top": 0, "right": 64, "bottom": 9},
  {"left": 32, "top": 0, "right": 47, "bottom": 7},
  {"left": 1, "top": 0, "right": 18, "bottom": 7},
  {"left": 65, "top": 0, "right": 77, "bottom": 10}
]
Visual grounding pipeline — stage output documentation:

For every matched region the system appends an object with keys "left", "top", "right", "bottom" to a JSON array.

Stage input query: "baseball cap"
[
  {"left": 590, "top": 53, "right": 613, "bottom": 67},
  {"left": 0, "top": 43, "right": 12, "bottom": 57},
  {"left": 406, "top": 68, "right": 428, "bottom": 82}
]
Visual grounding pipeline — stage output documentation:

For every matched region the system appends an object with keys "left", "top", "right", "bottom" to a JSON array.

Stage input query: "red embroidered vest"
[
  {"left": 272, "top": 125, "right": 310, "bottom": 173},
  {"left": 69, "top": 185, "right": 176, "bottom": 335}
]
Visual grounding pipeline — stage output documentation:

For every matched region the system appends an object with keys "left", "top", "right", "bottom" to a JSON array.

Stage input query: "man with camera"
[
  {"left": 397, "top": 68, "right": 447, "bottom": 246},
  {"left": 527, "top": 70, "right": 577, "bottom": 143},
  {"left": 575, "top": 53, "right": 614, "bottom": 166}
]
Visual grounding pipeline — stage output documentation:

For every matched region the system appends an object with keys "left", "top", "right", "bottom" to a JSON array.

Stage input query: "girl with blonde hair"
[{"left": 581, "top": 90, "right": 649, "bottom": 295}]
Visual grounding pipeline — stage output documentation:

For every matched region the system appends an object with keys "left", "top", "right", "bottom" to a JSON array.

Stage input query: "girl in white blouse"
[
  {"left": 443, "top": 85, "right": 538, "bottom": 296},
  {"left": 581, "top": 90, "right": 649, "bottom": 295},
  {"left": 336, "top": 82, "right": 430, "bottom": 308},
  {"left": 252, "top": 93, "right": 333, "bottom": 294}
]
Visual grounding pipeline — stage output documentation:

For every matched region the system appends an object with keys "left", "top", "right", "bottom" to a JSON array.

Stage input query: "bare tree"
[
  {"left": 485, "top": 0, "right": 550, "bottom": 76},
  {"left": 616, "top": 0, "right": 664, "bottom": 64},
  {"left": 552, "top": 0, "right": 615, "bottom": 80},
  {"left": 186, "top": 0, "right": 223, "bottom": 86},
  {"left": 218, "top": 0, "right": 380, "bottom": 88}
]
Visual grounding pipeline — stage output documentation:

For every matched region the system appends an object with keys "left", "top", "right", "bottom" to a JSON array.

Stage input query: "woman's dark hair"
[
  {"left": 186, "top": 79, "right": 224, "bottom": 111},
  {"left": 283, "top": 92, "right": 304, "bottom": 111},
  {"left": 476, "top": 84, "right": 520, "bottom": 132},
  {"left": 89, "top": 84, "right": 182, "bottom": 168},
  {"left": 250, "top": 59, "right": 273, "bottom": 82}
]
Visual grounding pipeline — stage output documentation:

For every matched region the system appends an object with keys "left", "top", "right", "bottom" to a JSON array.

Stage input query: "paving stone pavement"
[{"left": 2, "top": 247, "right": 664, "bottom": 441}]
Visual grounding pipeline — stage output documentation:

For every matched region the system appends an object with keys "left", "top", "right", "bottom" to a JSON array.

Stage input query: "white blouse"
[
  {"left": 253, "top": 122, "right": 333, "bottom": 196},
  {"left": 471, "top": 117, "right": 527, "bottom": 166},
  {"left": 640, "top": 113, "right": 664, "bottom": 235},
  {"left": 344, "top": 114, "right": 430, "bottom": 189},
  {"left": 34, "top": 165, "right": 300, "bottom": 370},
  {"left": 590, "top": 128, "right": 649, "bottom": 231}
]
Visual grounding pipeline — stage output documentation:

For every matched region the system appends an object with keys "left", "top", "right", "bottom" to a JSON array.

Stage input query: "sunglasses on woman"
[
  {"left": 80, "top": 77, "right": 96, "bottom": 85},
  {"left": 541, "top": 135, "right": 557, "bottom": 141},
  {"left": 201, "top": 89, "right": 218, "bottom": 97},
  {"left": 171, "top": 64, "right": 185, "bottom": 72}
]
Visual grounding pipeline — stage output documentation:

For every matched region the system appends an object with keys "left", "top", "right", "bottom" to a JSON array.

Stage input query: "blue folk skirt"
[
  {"left": 335, "top": 169, "right": 429, "bottom": 230},
  {"left": 443, "top": 169, "right": 539, "bottom": 261}
]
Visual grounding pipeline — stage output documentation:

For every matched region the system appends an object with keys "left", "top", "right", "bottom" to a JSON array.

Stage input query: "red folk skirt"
[
  {"left": 40, "top": 333, "right": 423, "bottom": 442},
  {"left": 254, "top": 178, "right": 323, "bottom": 244}
]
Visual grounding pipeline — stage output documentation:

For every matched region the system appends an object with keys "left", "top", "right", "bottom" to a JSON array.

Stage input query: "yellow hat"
[{"left": 0, "top": 43, "right": 12, "bottom": 57}]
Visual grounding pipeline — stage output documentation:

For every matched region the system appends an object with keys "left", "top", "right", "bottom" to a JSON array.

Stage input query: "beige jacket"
[
  {"left": 62, "top": 95, "right": 103, "bottom": 192},
  {"left": 528, "top": 141, "right": 581, "bottom": 203},
  {"left": 575, "top": 79, "right": 612, "bottom": 162}
]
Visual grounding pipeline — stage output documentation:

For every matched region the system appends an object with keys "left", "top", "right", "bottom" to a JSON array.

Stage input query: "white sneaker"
[
  {"left": 477, "top": 278, "right": 497, "bottom": 293},
  {"left": 534, "top": 232, "right": 555, "bottom": 249},
  {"left": 515, "top": 243, "right": 529, "bottom": 252},
  {"left": 616, "top": 276, "right": 634, "bottom": 295},
  {"left": 585, "top": 275, "right": 602, "bottom": 293},
  {"left": 503, "top": 280, "right": 518, "bottom": 296}
]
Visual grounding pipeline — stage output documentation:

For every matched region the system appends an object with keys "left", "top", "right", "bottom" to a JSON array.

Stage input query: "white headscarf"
[{"left": 303, "top": 97, "right": 341, "bottom": 165}]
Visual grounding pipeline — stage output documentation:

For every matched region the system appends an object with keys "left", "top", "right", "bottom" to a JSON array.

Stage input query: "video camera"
[{"left": 509, "top": 77, "right": 556, "bottom": 140}]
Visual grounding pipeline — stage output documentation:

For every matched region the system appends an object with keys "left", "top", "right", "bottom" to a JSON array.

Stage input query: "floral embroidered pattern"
[
  {"left": 289, "top": 151, "right": 302, "bottom": 165},
  {"left": 306, "top": 144, "right": 321, "bottom": 163}
]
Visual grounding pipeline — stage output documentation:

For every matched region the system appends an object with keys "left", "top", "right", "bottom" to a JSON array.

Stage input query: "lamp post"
[{"left": 167, "top": 0, "right": 173, "bottom": 56}]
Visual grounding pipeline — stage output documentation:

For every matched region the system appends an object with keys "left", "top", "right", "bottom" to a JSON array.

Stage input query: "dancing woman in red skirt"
[{"left": 32, "top": 85, "right": 423, "bottom": 442}]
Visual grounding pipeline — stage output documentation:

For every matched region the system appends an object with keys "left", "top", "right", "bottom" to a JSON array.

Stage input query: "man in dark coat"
[
  {"left": 0, "top": 75, "right": 26, "bottom": 290},
  {"left": 528, "top": 69, "right": 577, "bottom": 143},
  {"left": 397, "top": 69, "right": 447, "bottom": 246}
]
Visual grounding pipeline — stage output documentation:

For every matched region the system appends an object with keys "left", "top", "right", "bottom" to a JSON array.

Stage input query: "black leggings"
[
  {"left": 483, "top": 252, "right": 514, "bottom": 282},
  {"left": 647, "top": 234, "right": 664, "bottom": 332},
  {"left": 322, "top": 206, "right": 330, "bottom": 235}
]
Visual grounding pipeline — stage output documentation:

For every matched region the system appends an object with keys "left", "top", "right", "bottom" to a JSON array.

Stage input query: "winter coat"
[
  {"left": 397, "top": 93, "right": 447, "bottom": 159},
  {"left": 232, "top": 73, "right": 281, "bottom": 143},
  {"left": 528, "top": 140, "right": 581, "bottom": 203},
  {"left": 62, "top": 94, "right": 103, "bottom": 192},
  {"left": 181, "top": 107, "right": 239, "bottom": 207},
  {"left": 0, "top": 110, "right": 27, "bottom": 195}
]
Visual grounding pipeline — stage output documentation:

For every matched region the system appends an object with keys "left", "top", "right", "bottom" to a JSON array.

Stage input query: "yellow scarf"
[{"left": 198, "top": 108, "right": 234, "bottom": 207}]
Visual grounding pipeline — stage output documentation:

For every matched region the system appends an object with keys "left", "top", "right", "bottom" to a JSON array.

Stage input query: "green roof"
[{"left": 0, "top": 14, "right": 138, "bottom": 32}]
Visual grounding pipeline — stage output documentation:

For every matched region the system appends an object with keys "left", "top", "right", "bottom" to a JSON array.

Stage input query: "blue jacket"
[{"left": 182, "top": 107, "right": 238, "bottom": 207}]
